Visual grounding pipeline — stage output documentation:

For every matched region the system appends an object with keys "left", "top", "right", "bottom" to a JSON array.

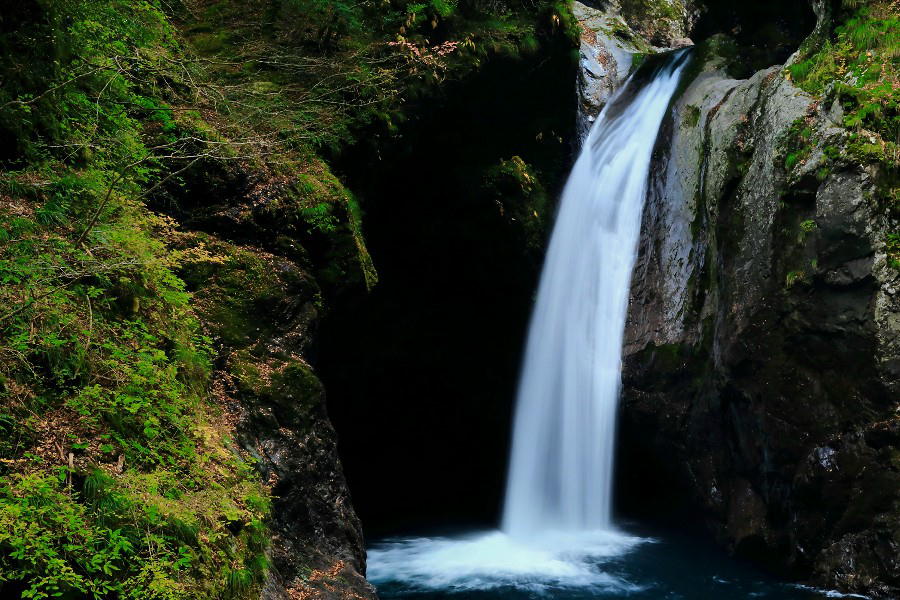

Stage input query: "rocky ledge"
[{"left": 574, "top": 0, "right": 694, "bottom": 139}]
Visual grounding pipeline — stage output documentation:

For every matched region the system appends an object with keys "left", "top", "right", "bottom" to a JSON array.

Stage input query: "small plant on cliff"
[
  {"left": 785, "top": 269, "right": 806, "bottom": 288},
  {"left": 781, "top": 116, "right": 817, "bottom": 175},
  {"left": 684, "top": 105, "right": 701, "bottom": 128},
  {"left": 887, "top": 232, "right": 900, "bottom": 269},
  {"left": 798, "top": 219, "right": 817, "bottom": 244},
  {"left": 787, "top": 0, "right": 899, "bottom": 166}
]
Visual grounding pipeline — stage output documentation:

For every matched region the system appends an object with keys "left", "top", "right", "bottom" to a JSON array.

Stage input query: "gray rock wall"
[
  {"left": 574, "top": 0, "right": 693, "bottom": 141},
  {"left": 620, "top": 32, "right": 900, "bottom": 598}
]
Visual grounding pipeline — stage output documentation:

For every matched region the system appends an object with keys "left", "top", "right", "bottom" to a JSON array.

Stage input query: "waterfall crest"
[{"left": 503, "top": 49, "right": 691, "bottom": 537}]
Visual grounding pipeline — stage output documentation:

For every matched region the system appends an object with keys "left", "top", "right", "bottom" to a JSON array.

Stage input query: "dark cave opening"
[
  {"left": 317, "top": 44, "right": 577, "bottom": 535},
  {"left": 692, "top": 1, "right": 818, "bottom": 77}
]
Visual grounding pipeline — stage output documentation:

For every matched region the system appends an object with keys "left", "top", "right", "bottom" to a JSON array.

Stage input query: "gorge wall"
[
  {"left": 249, "top": 0, "right": 898, "bottom": 596},
  {"left": 4, "top": 0, "right": 896, "bottom": 597},
  {"left": 602, "top": 0, "right": 900, "bottom": 596}
]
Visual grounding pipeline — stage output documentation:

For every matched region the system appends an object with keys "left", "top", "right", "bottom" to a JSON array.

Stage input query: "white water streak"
[
  {"left": 367, "top": 51, "right": 689, "bottom": 592},
  {"left": 503, "top": 50, "right": 691, "bottom": 537}
]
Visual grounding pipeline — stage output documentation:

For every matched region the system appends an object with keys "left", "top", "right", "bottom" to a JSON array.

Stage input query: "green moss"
[
  {"left": 618, "top": 0, "right": 685, "bottom": 44},
  {"left": 483, "top": 156, "right": 551, "bottom": 251},
  {"left": 599, "top": 16, "right": 651, "bottom": 53},
  {"left": 285, "top": 163, "right": 378, "bottom": 290},
  {"left": 684, "top": 104, "right": 701, "bottom": 128},
  {"left": 620, "top": 0, "right": 681, "bottom": 22},
  {"left": 788, "top": 1, "right": 899, "bottom": 166},
  {"left": 231, "top": 351, "right": 323, "bottom": 428},
  {"left": 631, "top": 52, "right": 648, "bottom": 73},
  {"left": 651, "top": 343, "right": 684, "bottom": 372},
  {"left": 181, "top": 236, "right": 311, "bottom": 346},
  {"left": 190, "top": 31, "right": 229, "bottom": 54}
]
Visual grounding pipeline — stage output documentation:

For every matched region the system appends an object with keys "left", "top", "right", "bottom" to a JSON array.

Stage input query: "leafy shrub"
[{"left": 0, "top": 1, "right": 271, "bottom": 597}]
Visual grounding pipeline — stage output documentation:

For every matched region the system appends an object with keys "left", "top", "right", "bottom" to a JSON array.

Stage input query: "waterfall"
[
  {"left": 367, "top": 50, "right": 691, "bottom": 592},
  {"left": 503, "top": 49, "right": 691, "bottom": 537}
]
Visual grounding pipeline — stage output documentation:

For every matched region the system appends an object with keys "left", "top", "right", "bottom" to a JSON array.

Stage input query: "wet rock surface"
[
  {"left": 573, "top": 0, "right": 694, "bottom": 140},
  {"left": 619, "top": 30, "right": 900, "bottom": 598}
]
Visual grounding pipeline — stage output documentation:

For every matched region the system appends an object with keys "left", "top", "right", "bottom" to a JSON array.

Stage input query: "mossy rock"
[
  {"left": 180, "top": 234, "right": 320, "bottom": 348},
  {"left": 618, "top": 0, "right": 689, "bottom": 47},
  {"left": 190, "top": 31, "right": 230, "bottom": 55},
  {"left": 230, "top": 350, "right": 324, "bottom": 430}
]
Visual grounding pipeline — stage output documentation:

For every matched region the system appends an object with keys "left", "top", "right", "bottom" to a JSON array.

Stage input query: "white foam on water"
[
  {"left": 792, "top": 585, "right": 871, "bottom": 599},
  {"left": 367, "top": 528, "right": 650, "bottom": 593}
]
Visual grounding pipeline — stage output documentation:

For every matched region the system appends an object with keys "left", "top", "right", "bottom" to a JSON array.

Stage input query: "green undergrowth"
[
  {"left": 483, "top": 155, "right": 550, "bottom": 250},
  {"left": 0, "top": 0, "right": 577, "bottom": 596},
  {"left": 176, "top": 0, "right": 577, "bottom": 151},
  {"left": 788, "top": 0, "right": 899, "bottom": 164},
  {"left": 0, "top": 1, "right": 271, "bottom": 598},
  {"left": 787, "top": 0, "right": 899, "bottom": 267}
]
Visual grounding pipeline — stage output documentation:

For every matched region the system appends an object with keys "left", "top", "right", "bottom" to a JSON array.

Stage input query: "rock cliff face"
[
  {"left": 161, "top": 163, "right": 378, "bottom": 600},
  {"left": 574, "top": 0, "right": 694, "bottom": 140},
  {"left": 614, "top": 11, "right": 900, "bottom": 598},
  {"left": 187, "top": 240, "right": 374, "bottom": 600}
]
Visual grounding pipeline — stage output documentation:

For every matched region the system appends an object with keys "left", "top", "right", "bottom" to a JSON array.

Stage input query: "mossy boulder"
[
  {"left": 618, "top": 0, "right": 695, "bottom": 47},
  {"left": 179, "top": 234, "right": 321, "bottom": 350},
  {"left": 179, "top": 234, "right": 374, "bottom": 599},
  {"left": 229, "top": 350, "right": 323, "bottom": 430},
  {"left": 151, "top": 154, "right": 377, "bottom": 296}
]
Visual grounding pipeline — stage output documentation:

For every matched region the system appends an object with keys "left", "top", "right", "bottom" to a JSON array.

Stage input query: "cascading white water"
[
  {"left": 503, "top": 49, "right": 692, "bottom": 538},
  {"left": 368, "top": 50, "right": 691, "bottom": 593}
]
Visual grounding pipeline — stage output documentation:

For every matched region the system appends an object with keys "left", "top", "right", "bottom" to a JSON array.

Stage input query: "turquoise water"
[{"left": 368, "top": 524, "right": 866, "bottom": 600}]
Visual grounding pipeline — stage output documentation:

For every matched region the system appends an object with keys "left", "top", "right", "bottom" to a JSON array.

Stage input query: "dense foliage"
[
  {"left": 787, "top": 0, "right": 899, "bottom": 266},
  {"left": 0, "top": 2, "right": 274, "bottom": 598},
  {"left": 0, "top": 0, "right": 576, "bottom": 597}
]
